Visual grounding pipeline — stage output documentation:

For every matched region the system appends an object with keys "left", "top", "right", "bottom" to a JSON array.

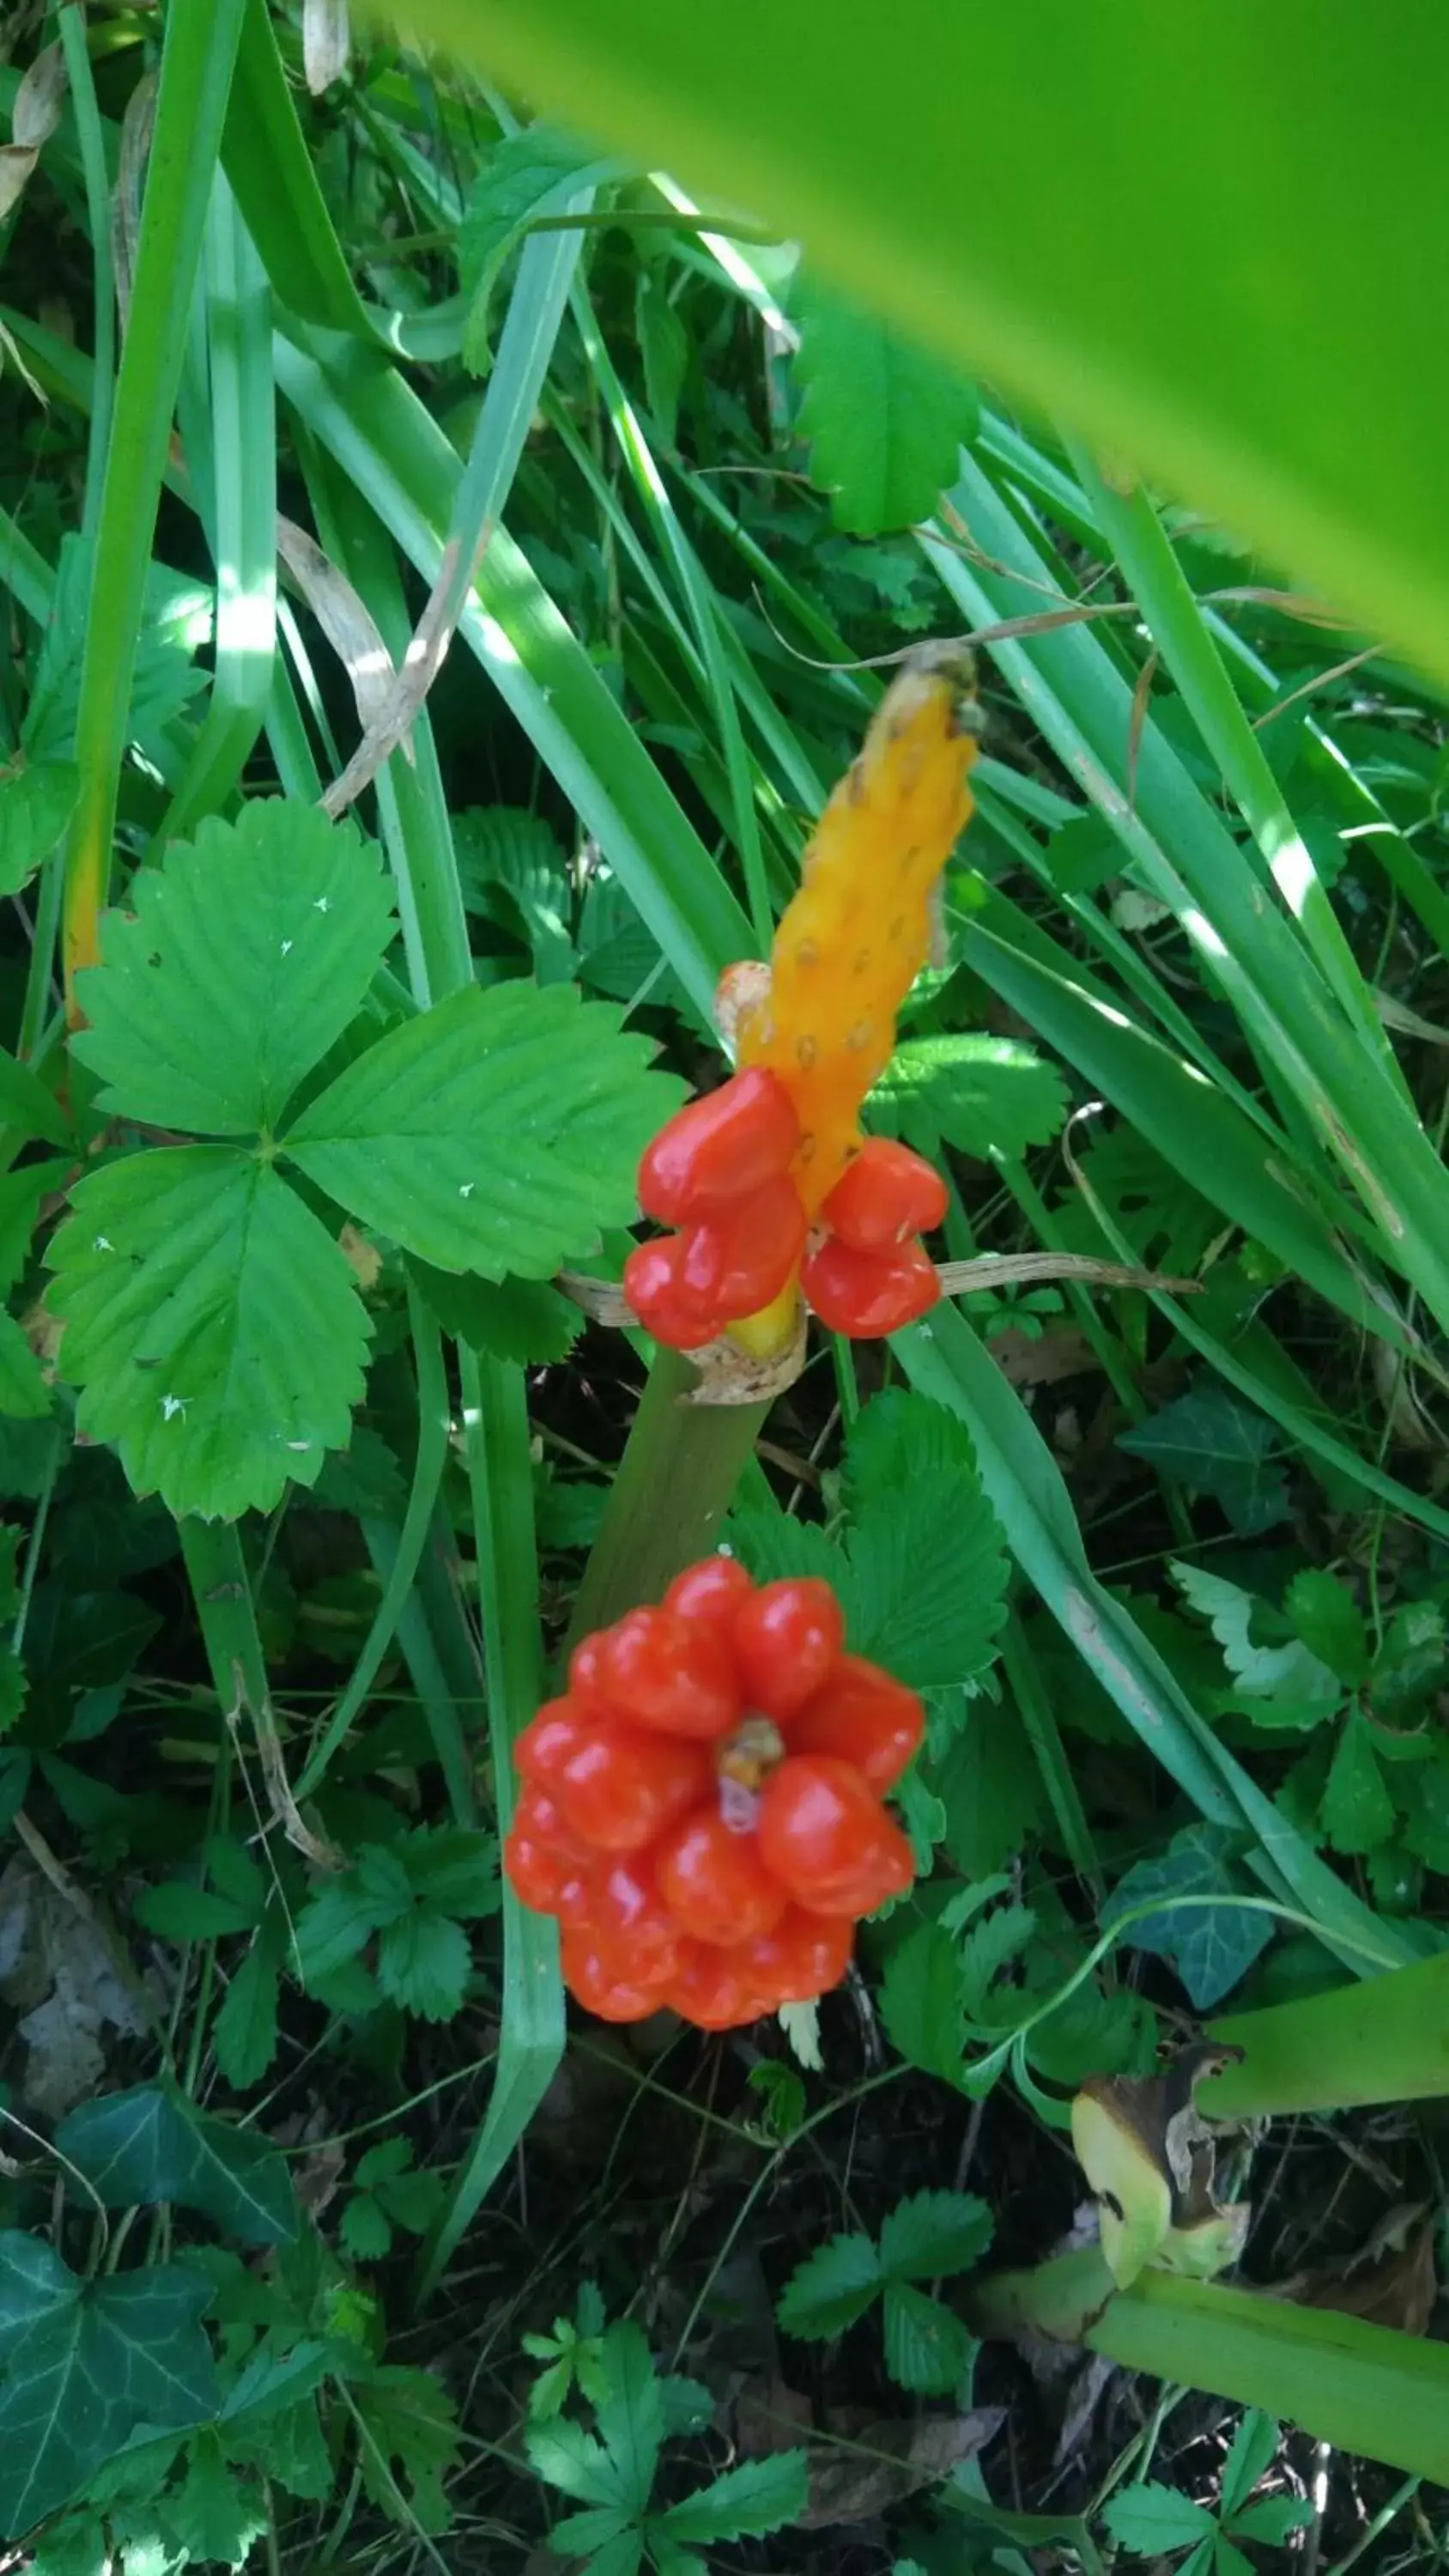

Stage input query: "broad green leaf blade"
[
  {"left": 0, "top": 1312, "right": 49, "bottom": 1420},
  {"left": 878, "top": 2189, "right": 995, "bottom": 2283},
  {"left": 660, "top": 2450, "right": 809, "bottom": 2547},
  {"left": 0, "top": 2230, "right": 76, "bottom": 2336},
  {"left": 1284, "top": 1571, "right": 1370, "bottom": 1687},
  {"left": 212, "top": 1923, "right": 282, "bottom": 2089},
  {"left": 882, "top": 2278, "right": 974, "bottom": 2395},
  {"left": 459, "top": 125, "right": 627, "bottom": 371},
  {"left": 70, "top": 803, "right": 395, "bottom": 1135},
  {"left": 1119, "top": 1386, "right": 1291, "bottom": 1536},
  {"left": 284, "top": 981, "right": 679, "bottom": 1277},
  {"left": 1102, "top": 2483, "right": 1216, "bottom": 2553},
  {"left": 1218, "top": 2408, "right": 1280, "bottom": 2520},
  {"left": 775, "top": 2233, "right": 882, "bottom": 2342},
  {"left": 0, "top": 1042, "right": 72, "bottom": 1149},
  {"left": 1105, "top": 1823, "right": 1273, "bottom": 2009},
  {"left": 45, "top": 1148, "right": 369, "bottom": 1518},
  {"left": 793, "top": 274, "right": 977, "bottom": 534},
  {"left": 870, "top": 1033, "right": 1067, "bottom": 1162},
  {"left": 404, "top": 0, "right": 1449, "bottom": 691},
  {"left": 878, "top": 1920, "right": 968, "bottom": 2084},
  {"left": 842, "top": 1394, "right": 1009, "bottom": 1691},
  {"left": 0, "top": 758, "right": 79, "bottom": 896},
  {"left": 55, "top": 2084, "right": 296, "bottom": 2245},
  {"left": 408, "top": 1258, "right": 581, "bottom": 1365},
  {"left": 1321, "top": 1716, "right": 1396, "bottom": 1857},
  {"left": 375, "top": 1913, "right": 471, "bottom": 2022},
  {"left": 0, "top": 2261, "right": 219, "bottom": 2538}
]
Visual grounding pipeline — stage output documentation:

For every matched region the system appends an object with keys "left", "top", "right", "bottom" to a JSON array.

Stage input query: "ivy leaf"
[
  {"left": 0, "top": 2249, "right": 219, "bottom": 2537},
  {"left": 775, "top": 2233, "right": 882, "bottom": 2341},
  {"left": 376, "top": 1912, "right": 471, "bottom": 2022},
  {"left": 881, "top": 2280, "right": 973, "bottom": 2395},
  {"left": 71, "top": 804, "right": 395, "bottom": 1136},
  {"left": 1119, "top": 1385, "right": 1291, "bottom": 1534},
  {"left": 870, "top": 1035, "right": 1067, "bottom": 1163},
  {"left": 459, "top": 127, "right": 630, "bottom": 371},
  {"left": 55, "top": 2084, "right": 296, "bottom": 2245},
  {"left": 45, "top": 1148, "right": 369, "bottom": 1519},
  {"left": 877, "top": 2189, "right": 994, "bottom": 2283},
  {"left": 282, "top": 981, "right": 679, "bottom": 1279},
  {"left": 658, "top": 2451, "right": 809, "bottom": 2548},
  {"left": 879, "top": 1920, "right": 968, "bottom": 2082},
  {"left": 1105, "top": 1822, "right": 1272, "bottom": 2008},
  {"left": 0, "top": 758, "right": 79, "bottom": 896},
  {"left": 1320, "top": 1715, "right": 1397, "bottom": 1856},
  {"left": 1283, "top": 1570, "right": 1370, "bottom": 1686},
  {"left": 793, "top": 274, "right": 978, "bottom": 533}
]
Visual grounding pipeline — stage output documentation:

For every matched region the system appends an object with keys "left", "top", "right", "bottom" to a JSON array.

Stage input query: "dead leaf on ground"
[
  {"left": 798, "top": 2408, "right": 1004, "bottom": 2528},
  {"left": 1271, "top": 2202, "right": 1438, "bottom": 2336},
  {"left": 988, "top": 1324, "right": 1098, "bottom": 1388},
  {"left": 0, "top": 1857, "right": 148, "bottom": 2117}
]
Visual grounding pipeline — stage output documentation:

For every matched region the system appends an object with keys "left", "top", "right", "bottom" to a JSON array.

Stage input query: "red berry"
[
  {"left": 742, "top": 1907, "right": 853, "bottom": 2004},
  {"left": 515, "top": 1697, "right": 590, "bottom": 1783},
  {"left": 676, "top": 1175, "right": 806, "bottom": 1320},
  {"left": 556, "top": 1724, "right": 711, "bottom": 1851},
  {"left": 639, "top": 1070, "right": 799, "bottom": 1223},
  {"left": 786, "top": 1655, "right": 924, "bottom": 1790},
  {"left": 664, "top": 1554, "right": 755, "bottom": 1637},
  {"left": 588, "top": 1854, "right": 684, "bottom": 1966},
  {"left": 821, "top": 1137, "right": 949, "bottom": 1251},
  {"left": 802, "top": 1236, "right": 940, "bottom": 1338},
  {"left": 622, "top": 1236, "right": 724, "bottom": 1351},
  {"left": 503, "top": 1807, "right": 590, "bottom": 1917},
  {"left": 513, "top": 1783, "right": 594, "bottom": 1865},
  {"left": 731, "top": 1577, "right": 845, "bottom": 1722},
  {"left": 654, "top": 1809, "right": 787, "bottom": 1946},
  {"left": 757, "top": 1755, "right": 914, "bottom": 1916},
  {"left": 596, "top": 1606, "right": 739, "bottom": 1740},
  {"left": 561, "top": 1930, "right": 669, "bottom": 2023},
  {"left": 665, "top": 1943, "right": 767, "bottom": 2031}
]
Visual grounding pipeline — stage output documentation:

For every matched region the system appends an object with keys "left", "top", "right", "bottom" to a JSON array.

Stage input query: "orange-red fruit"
[
  {"left": 732, "top": 1577, "right": 845, "bottom": 1722},
  {"left": 596, "top": 1606, "right": 739, "bottom": 1740},
  {"left": 515, "top": 1697, "right": 590, "bottom": 1783},
  {"left": 743, "top": 1907, "right": 854, "bottom": 2004},
  {"left": 676, "top": 1174, "right": 806, "bottom": 1319},
  {"left": 787, "top": 1654, "right": 924, "bottom": 1790},
  {"left": 561, "top": 1930, "right": 668, "bottom": 2023},
  {"left": 504, "top": 1802, "right": 590, "bottom": 1917},
  {"left": 589, "top": 1855, "right": 684, "bottom": 1967},
  {"left": 654, "top": 1809, "right": 788, "bottom": 1946},
  {"left": 665, "top": 1943, "right": 767, "bottom": 2031},
  {"left": 757, "top": 1754, "right": 915, "bottom": 1916},
  {"left": 664, "top": 1553, "right": 755, "bottom": 1636},
  {"left": 638, "top": 1068, "right": 799, "bottom": 1223},
  {"left": 802, "top": 1235, "right": 941, "bottom": 1338},
  {"left": 555, "top": 1724, "right": 711, "bottom": 1851},
  {"left": 622, "top": 1236, "right": 723, "bottom": 1351},
  {"left": 822, "top": 1137, "right": 949, "bottom": 1252}
]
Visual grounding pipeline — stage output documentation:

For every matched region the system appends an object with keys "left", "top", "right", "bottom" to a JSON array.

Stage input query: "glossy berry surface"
[
  {"left": 637, "top": 1068, "right": 799, "bottom": 1223},
  {"left": 801, "top": 1234, "right": 941, "bottom": 1338},
  {"left": 503, "top": 1555, "right": 923, "bottom": 2030},
  {"left": 822, "top": 1136, "right": 949, "bottom": 1251}
]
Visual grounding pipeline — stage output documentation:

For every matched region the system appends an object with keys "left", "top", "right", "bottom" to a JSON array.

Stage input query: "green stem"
[
  {"left": 57, "top": 5, "right": 116, "bottom": 547},
  {"left": 61, "top": 0, "right": 248, "bottom": 1002},
  {"left": 568, "top": 1346, "right": 769, "bottom": 1645}
]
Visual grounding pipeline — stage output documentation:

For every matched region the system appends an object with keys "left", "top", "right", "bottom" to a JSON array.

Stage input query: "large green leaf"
[
  {"left": 283, "top": 981, "right": 679, "bottom": 1277},
  {"left": 0, "top": 759, "right": 79, "bottom": 896},
  {"left": 401, "top": 0, "right": 1449, "bottom": 688},
  {"left": 71, "top": 803, "right": 395, "bottom": 1136},
  {"left": 459, "top": 125, "right": 627, "bottom": 371},
  {"left": 0, "top": 2238, "right": 219, "bottom": 2537},
  {"left": 792, "top": 274, "right": 977, "bottom": 533},
  {"left": 55, "top": 2084, "right": 296, "bottom": 2246},
  {"left": 45, "top": 1148, "right": 368, "bottom": 1518}
]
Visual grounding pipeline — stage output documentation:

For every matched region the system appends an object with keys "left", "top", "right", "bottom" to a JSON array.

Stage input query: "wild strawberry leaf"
[
  {"left": 459, "top": 125, "right": 630, "bottom": 371},
  {"left": 282, "top": 981, "right": 680, "bottom": 1279},
  {"left": 659, "top": 2449, "right": 809, "bottom": 2548},
  {"left": 775, "top": 2232, "right": 882, "bottom": 2341},
  {"left": 870, "top": 1033, "right": 1067, "bottom": 1163},
  {"left": 793, "top": 273, "right": 978, "bottom": 533},
  {"left": 0, "top": 757, "right": 78, "bottom": 897},
  {"left": 70, "top": 802, "right": 395, "bottom": 1137},
  {"left": 45, "top": 1148, "right": 369, "bottom": 1520},
  {"left": 1320, "top": 1714, "right": 1397, "bottom": 1856},
  {"left": 0, "top": 1310, "right": 49, "bottom": 1419}
]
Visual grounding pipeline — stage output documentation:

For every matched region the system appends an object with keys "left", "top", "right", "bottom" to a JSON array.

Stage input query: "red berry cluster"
[
  {"left": 504, "top": 1557, "right": 923, "bottom": 2030},
  {"left": 622, "top": 1068, "right": 948, "bottom": 1349}
]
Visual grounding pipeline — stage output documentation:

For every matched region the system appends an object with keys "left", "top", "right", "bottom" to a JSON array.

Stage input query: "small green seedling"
[
  {"left": 776, "top": 2186, "right": 993, "bottom": 2395},
  {"left": 1101, "top": 2409, "right": 1311, "bottom": 2576}
]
